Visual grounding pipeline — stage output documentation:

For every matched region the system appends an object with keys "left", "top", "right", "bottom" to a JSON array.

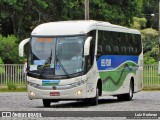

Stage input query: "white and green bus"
[{"left": 19, "top": 20, "right": 143, "bottom": 107}]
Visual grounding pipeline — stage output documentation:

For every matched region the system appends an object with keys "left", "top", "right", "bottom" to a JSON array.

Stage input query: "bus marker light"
[{"left": 50, "top": 92, "right": 60, "bottom": 96}]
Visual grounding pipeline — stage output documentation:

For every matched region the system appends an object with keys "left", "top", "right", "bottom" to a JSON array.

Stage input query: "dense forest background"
[{"left": 0, "top": 0, "right": 159, "bottom": 64}]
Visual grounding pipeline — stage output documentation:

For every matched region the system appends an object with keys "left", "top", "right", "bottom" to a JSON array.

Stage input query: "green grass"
[
  {"left": 142, "top": 86, "right": 160, "bottom": 91},
  {"left": 0, "top": 80, "right": 26, "bottom": 91},
  {"left": 7, "top": 82, "right": 17, "bottom": 90},
  {"left": 0, "top": 81, "right": 26, "bottom": 85},
  {"left": 0, "top": 81, "right": 27, "bottom": 92},
  {"left": 0, "top": 86, "right": 27, "bottom": 92}
]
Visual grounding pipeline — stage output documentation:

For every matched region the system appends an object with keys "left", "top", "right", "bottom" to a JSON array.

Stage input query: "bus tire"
[
  {"left": 43, "top": 99, "right": 51, "bottom": 107},
  {"left": 90, "top": 87, "right": 99, "bottom": 105},
  {"left": 117, "top": 81, "right": 133, "bottom": 101},
  {"left": 126, "top": 80, "right": 134, "bottom": 100}
]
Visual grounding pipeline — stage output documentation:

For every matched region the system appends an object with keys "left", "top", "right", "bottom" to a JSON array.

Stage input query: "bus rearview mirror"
[
  {"left": 19, "top": 38, "right": 30, "bottom": 57},
  {"left": 84, "top": 37, "right": 92, "bottom": 56}
]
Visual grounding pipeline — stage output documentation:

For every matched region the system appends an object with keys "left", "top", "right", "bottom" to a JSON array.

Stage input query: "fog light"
[
  {"left": 29, "top": 91, "right": 35, "bottom": 96},
  {"left": 75, "top": 90, "right": 82, "bottom": 95}
]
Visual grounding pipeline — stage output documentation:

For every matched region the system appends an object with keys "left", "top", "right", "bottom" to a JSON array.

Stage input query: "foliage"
[
  {"left": 141, "top": 28, "right": 159, "bottom": 64},
  {"left": 1, "top": 0, "right": 144, "bottom": 38},
  {"left": 141, "top": 28, "right": 158, "bottom": 53},
  {"left": 0, "top": 87, "right": 27, "bottom": 92},
  {"left": 142, "top": 0, "right": 159, "bottom": 30},
  {"left": 1, "top": 0, "right": 48, "bottom": 38},
  {"left": 131, "top": 17, "right": 158, "bottom": 64},
  {"left": 0, "top": 57, "right": 5, "bottom": 74},
  {"left": 90, "top": 0, "right": 143, "bottom": 26},
  {"left": 0, "top": 57, "right": 4, "bottom": 64},
  {"left": 0, "top": 34, "right": 20, "bottom": 63},
  {"left": 131, "top": 17, "right": 147, "bottom": 29},
  {"left": 141, "top": 28, "right": 159, "bottom": 37},
  {"left": 144, "top": 52, "right": 157, "bottom": 64}
]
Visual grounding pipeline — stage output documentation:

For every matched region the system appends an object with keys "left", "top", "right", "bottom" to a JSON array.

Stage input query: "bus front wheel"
[{"left": 90, "top": 87, "right": 99, "bottom": 105}]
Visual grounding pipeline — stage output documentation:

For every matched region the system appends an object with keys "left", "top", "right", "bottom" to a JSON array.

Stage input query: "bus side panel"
[
  {"left": 97, "top": 55, "right": 139, "bottom": 94},
  {"left": 101, "top": 73, "right": 135, "bottom": 96}
]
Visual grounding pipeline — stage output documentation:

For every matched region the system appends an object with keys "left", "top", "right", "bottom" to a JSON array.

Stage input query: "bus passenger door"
[{"left": 84, "top": 30, "right": 99, "bottom": 98}]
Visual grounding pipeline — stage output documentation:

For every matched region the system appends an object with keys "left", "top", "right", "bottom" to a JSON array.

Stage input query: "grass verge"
[
  {"left": 142, "top": 86, "right": 160, "bottom": 91},
  {"left": 0, "top": 86, "right": 27, "bottom": 92}
]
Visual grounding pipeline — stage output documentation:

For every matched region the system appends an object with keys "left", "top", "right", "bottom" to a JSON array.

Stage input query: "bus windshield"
[{"left": 29, "top": 36, "right": 85, "bottom": 77}]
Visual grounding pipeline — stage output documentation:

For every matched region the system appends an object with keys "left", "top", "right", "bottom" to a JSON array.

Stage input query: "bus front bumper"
[{"left": 27, "top": 83, "right": 87, "bottom": 100}]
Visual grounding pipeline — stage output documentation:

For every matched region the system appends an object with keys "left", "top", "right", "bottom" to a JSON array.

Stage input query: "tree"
[
  {"left": 141, "top": 28, "right": 158, "bottom": 53},
  {"left": 141, "top": 28, "right": 159, "bottom": 64},
  {"left": 142, "top": 0, "right": 159, "bottom": 30},
  {"left": 89, "top": 0, "right": 143, "bottom": 26},
  {"left": 61, "top": 0, "right": 84, "bottom": 20},
  {"left": 0, "top": 57, "right": 5, "bottom": 75},
  {"left": 131, "top": 17, "right": 147, "bottom": 30},
  {"left": 0, "top": 34, "right": 20, "bottom": 64},
  {"left": 0, "top": 0, "right": 48, "bottom": 38},
  {"left": 1, "top": 0, "right": 144, "bottom": 38},
  {"left": 131, "top": 16, "right": 159, "bottom": 64}
]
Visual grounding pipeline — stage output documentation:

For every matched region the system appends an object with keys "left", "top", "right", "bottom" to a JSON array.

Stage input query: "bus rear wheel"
[
  {"left": 43, "top": 99, "right": 51, "bottom": 107},
  {"left": 117, "top": 81, "right": 133, "bottom": 101}
]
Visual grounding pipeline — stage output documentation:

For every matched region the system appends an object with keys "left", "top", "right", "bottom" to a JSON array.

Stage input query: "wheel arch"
[
  {"left": 97, "top": 79, "right": 102, "bottom": 96},
  {"left": 130, "top": 76, "right": 134, "bottom": 93}
]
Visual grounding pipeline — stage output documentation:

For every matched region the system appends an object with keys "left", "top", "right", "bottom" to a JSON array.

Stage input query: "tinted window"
[{"left": 98, "top": 30, "right": 142, "bottom": 56}]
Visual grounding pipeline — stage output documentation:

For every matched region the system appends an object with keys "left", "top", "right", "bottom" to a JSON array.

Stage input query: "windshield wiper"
[
  {"left": 39, "top": 49, "right": 53, "bottom": 76},
  {"left": 56, "top": 57, "right": 70, "bottom": 78},
  {"left": 45, "top": 49, "right": 52, "bottom": 64}
]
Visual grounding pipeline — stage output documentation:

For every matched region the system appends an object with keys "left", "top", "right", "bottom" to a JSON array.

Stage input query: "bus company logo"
[
  {"left": 101, "top": 59, "right": 111, "bottom": 67},
  {"left": 2, "top": 112, "right": 11, "bottom": 117}
]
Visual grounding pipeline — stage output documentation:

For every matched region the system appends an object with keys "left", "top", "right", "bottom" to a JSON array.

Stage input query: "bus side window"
[
  {"left": 135, "top": 34, "right": 142, "bottom": 55},
  {"left": 134, "top": 47, "right": 138, "bottom": 55},
  {"left": 121, "top": 46, "right": 126, "bottom": 55},
  {"left": 106, "top": 45, "right": 111, "bottom": 54},
  {"left": 97, "top": 30, "right": 104, "bottom": 58},
  {"left": 128, "top": 46, "right": 134, "bottom": 54},
  {"left": 113, "top": 46, "right": 119, "bottom": 54},
  {"left": 97, "top": 45, "right": 102, "bottom": 55}
]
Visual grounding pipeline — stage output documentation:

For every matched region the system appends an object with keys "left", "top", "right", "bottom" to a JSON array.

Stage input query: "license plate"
[{"left": 50, "top": 92, "right": 60, "bottom": 96}]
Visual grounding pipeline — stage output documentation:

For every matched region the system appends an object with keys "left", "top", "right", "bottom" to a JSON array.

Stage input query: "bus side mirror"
[
  {"left": 19, "top": 38, "right": 30, "bottom": 57},
  {"left": 84, "top": 37, "right": 92, "bottom": 56}
]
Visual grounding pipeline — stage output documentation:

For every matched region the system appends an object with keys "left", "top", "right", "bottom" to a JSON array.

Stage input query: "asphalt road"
[{"left": 0, "top": 91, "right": 160, "bottom": 119}]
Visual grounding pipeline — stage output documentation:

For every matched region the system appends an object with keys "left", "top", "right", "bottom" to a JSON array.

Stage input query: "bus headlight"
[
  {"left": 75, "top": 90, "right": 82, "bottom": 95},
  {"left": 29, "top": 91, "right": 35, "bottom": 96}
]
